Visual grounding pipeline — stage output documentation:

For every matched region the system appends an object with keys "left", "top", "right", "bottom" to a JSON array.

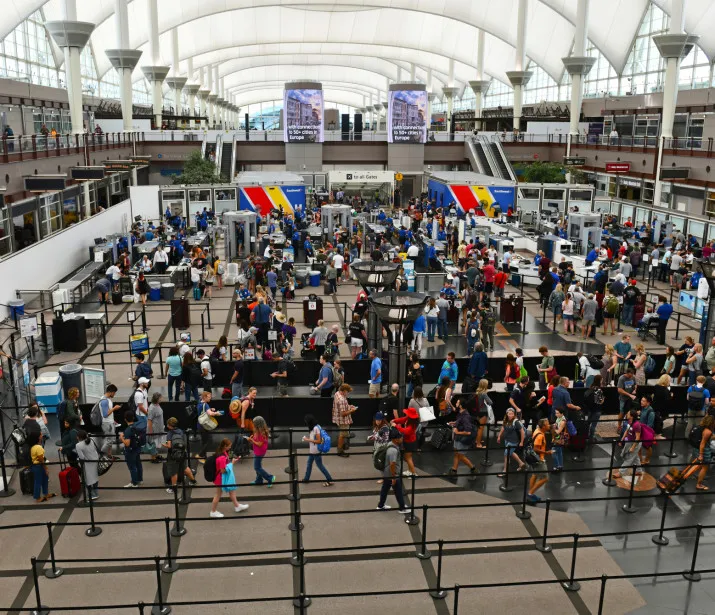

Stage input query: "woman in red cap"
[{"left": 391, "top": 407, "right": 419, "bottom": 476}]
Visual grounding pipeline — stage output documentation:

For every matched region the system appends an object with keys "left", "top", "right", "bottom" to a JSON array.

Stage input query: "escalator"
[
  {"left": 489, "top": 140, "right": 517, "bottom": 181},
  {"left": 473, "top": 140, "right": 494, "bottom": 177},
  {"left": 203, "top": 135, "right": 219, "bottom": 163},
  {"left": 219, "top": 137, "right": 233, "bottom": 180}
]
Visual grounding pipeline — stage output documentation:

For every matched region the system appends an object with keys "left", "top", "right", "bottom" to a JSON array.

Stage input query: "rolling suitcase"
[
  {"left": 657, "top": 460, "right": 700, "bottom": 494},
  {"left": 58, "top": 454, "right": 81, "bottom": 498},
  {"left": 193, "top": 286, "right": 202, "bottom": 301},
  {"left": 112, "top": 290, "right": 122, "bottom": 305},
  {"left": 20, "top": 467, "right": 34, "bottom": 495},
  {"left": 324, "top": 282, "right": 333, "bottom": 295}
]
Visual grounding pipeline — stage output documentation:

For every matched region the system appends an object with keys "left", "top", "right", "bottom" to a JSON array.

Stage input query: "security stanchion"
[
  {"left": 30, "top": 557, "right": 50, "bottom": 615},
  {"left": 141, "top": 304, "right": 147, "bottom": 333},
  {"left": 663, "top": 427, "right": 678, "bottom": 459},
  {"left": 429, "top": 539, "right": 447, "bottom": 600},
  {"left": 76, "top": 461, "right": 89, "bottom": 508},
  {"left": 651, "top": 493, "right": 671, "bottom": 546},
  {"left": 289, "top": 498, "right": 304, "bottom": 532},
  {"left": 287, "top": 475, "right": 299, "bottom": 503},
  {"left": 602, "top": 439, "right": 618, "bottom": 487},
  {"left": 290, "top": 496, "right": 306, "bottom": 567},
  {"left": 597, "top": 574, "right": 608, "bottom": 615},
  {"left": 404, "top": 473, "right": 420, "bottom": 526},
  {"left": 562, "top": 533, "right": 581, "bottom": 592},
  {"left": 138, "top": 601, "right": 146, "bottom": 614},
  {"left": 0, "top": 447, "right": 16, "bottom": 497},
  {"left": 179, "top": 452, "right": 191, "bottom": 505},
  {"left": 200, "top": 313, "right": 207, "bottom": 342},
  {"left": 414, "top": 505, "right": 431, "bottom": 560},
  {"left": 171, "top": 486, "right": 186, "bottom": 537},
  {"left": 516, "top": 470, "right": 531, "bottom": 520},
  {"left": 498, "top": 459, "right": 513, "bottom": 493},
  {"left": 292, "top": 549, "right": 311, "bottom": 609},
  {"left": 84, "top": 464, "right": 102, "bottom": 538},
  {"left": 162, "top": 518, "right": 178, "bottom": 573},
  {"left": 453, "top": 584, "right": 460, "bottom": 615},
  {"left": 621, "top": 471, "right": 638, "bottom": 514},
  {"left": 682, "top": 524, "right": 703, "bottom": 582},
  {"left": 480, "top": 423, "right": 493, "bottom": 467},
  {"left": 44, "top": 522, "right": 63, "bottom": 579},
  {"left": 535, "top": 498, "right": 552, "bottom": 553},
  {"left": 152, "top": 556, "right": 172, "bottom": 615},
  {"left": 285, "top": 430, "right": 294, "bottom": 475}
]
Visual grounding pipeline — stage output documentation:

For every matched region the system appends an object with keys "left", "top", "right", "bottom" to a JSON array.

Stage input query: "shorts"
[
  {"left": 504, "top": 443, "right": 519, "bottom": 457},
  {"left": 205, "top": 281, "right": 213, "bottom": 286},
  {"left": 454, "top": 439, "right": 470, "bottom": 451},
  {"left": 582, "top": 319, "right": 593, "bottom": 329},
  {"left": 166, "top": 458, "right": 187, "bottom": 480},
  {"left": 529, "top": 460, "right": 548, "bottom": 480},
  {"left": 495, "top": 287, "right": 505, "bottom": 298},
  {"left": 369, "top": 383, "right": 381, "bottom": 396},
  {"left": 563, "top": 314, "right": 574, "bottom": 321},
  {"left": 350, "top": 338, "right": 364, "bottom": 347},
  {"left": 484, "top": 283, "right": 494, "bottom": 294},
  {"left": 337, "top": 425, "right": 350, "bottom": 438},
  {"left": 692, "top": 446, "right": 712, "bottom": 464},
  {"left": 403, "top": 440, "right": 418, "bottom": 453}
]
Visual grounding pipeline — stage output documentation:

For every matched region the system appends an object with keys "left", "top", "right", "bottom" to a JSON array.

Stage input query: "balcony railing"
[{"left": 0, "top": 132, "right": 136, "bottom": 163}]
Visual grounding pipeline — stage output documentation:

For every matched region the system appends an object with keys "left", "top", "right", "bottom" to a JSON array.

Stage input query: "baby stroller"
[{"left": 300, "top": 332, "right": 316, "bottom": 358}]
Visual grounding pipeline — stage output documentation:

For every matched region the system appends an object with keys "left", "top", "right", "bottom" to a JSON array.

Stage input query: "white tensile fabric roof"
[{"left": 3, "top": 0, "right": 712, "bottom": 108}]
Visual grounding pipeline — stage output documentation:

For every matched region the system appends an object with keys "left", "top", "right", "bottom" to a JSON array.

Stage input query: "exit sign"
[{"left": 606, "top": 162, "right": 630, "bottom": 173}]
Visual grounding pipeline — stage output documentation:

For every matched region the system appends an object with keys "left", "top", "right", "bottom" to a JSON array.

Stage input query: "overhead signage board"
[
  {"left": 388, "top": 89, "right": 428, "bottom": 144},
  {"left": 104, "top": 161, "right": 132, "bottom": 172},
  {"left": 284, "top": 88, "right": 324, "bottom": 143},
  {"left": 129, "top": 333, "right": 150, "bottom": 354},
  {"left": 563, "top": 156, "right": 586, "bottom": 166},
  {"left": 605, "top": 162, "right": 630, "bottom": 173},
  {"left": 660, "top": 167, "right": 690, "bottom": 181},
  {"left": 24, "top": 175, "right": 67, "bottom": 192},
  {"left": 71, "top": 166, "right": 106, "bottom": 181},
  {"left": 328, "top": 171, "right": 396, "bottom": 184},
  {"left": 83, "top": 367, "right": 106, "bottom": 400}
]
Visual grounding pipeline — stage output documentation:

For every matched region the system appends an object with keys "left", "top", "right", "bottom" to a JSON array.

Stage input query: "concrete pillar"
[
  {"left": 198, "top": 67, "right": 209, "bottom": 129},
  {"left": 653, "top": 0, "right": 699, "bottom": 206},
  {"left": 469, "top": 29, "right": 491, "bottom": 131},
  {"left": 164, "top": 28, "right": 187, "bottom": 123},
  {"left": 442, "top": 59, "right": 459, "bottom": 131},
  {"left": 410, "top": 63, "right": 416, "bottom": 82},
  {"left": 506, "top": 0, "right": 532, "bottom": 132},
  {"left": 562, "top": 0, "right": 596, "bottom": 156},
  {"left": 212, "top": 66, "right": 220, "bottom": 128},
  {"left": 142, "top": 0, "right": 169, "bottom": 128},
  {"left": 83, "top": 181, "right": 91, "bottom": 218},
  {"left": 45, "top": 0, "right": 94, "bottom": 134},
  {"left": 184, "top": 58, "right": 200, "bottom": 129}
]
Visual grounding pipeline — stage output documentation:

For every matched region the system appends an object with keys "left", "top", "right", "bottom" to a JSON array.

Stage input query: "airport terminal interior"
[{"left": 3, "top": 0, "right": 715, "bottom": 614}]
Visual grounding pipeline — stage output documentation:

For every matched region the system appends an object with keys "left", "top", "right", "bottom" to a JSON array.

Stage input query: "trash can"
[
  {"left": 58, "top": 364, "right": 83, "bottom": 400},
  {"left": 309, "top": 271, "right": 321, "bottom": 287},
  {"left": 149, "top": 281, "right": 162, "bottom": 301},
  {"left": 303, "top": 294, "right": 323, "bottom": 328},
  {"left": 162, "top": 283, "right": 175, "bottom": 300},
  {"left": 296, "top": 271, "right": 309, "bottom": 288},
  {"left": 7, "top": 299, "right": 24, "bottom": 321},
  {"left": 35, "top": 372, "right": 63, "bottom": 414}
]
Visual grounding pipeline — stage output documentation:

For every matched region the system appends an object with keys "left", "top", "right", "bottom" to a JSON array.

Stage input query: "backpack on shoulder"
[
  {"left": 687, "top": 388, "right": 705, "bottom": 412},
  {"left": 372, "top": 442, "right": 394, "bottom": 471},
  {"left": 317, "top": 426, "right": 332, "bottom": 454},
  {"left": 90, "top": 398, "right": 104, "bottom": 427},
  {"left": 203, "top": 454, "right": 218, "bottom": 482},
  {"left": 169, "top": 432, "right": 187, "bottom": 462}
]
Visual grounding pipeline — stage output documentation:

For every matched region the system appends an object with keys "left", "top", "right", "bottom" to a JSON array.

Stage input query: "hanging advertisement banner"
[
  {"left": 284, "top": 88, "right": 324, "bottom": 143},
  {"left": 388, "top": 84, "right": 428, "bottom": 144}
]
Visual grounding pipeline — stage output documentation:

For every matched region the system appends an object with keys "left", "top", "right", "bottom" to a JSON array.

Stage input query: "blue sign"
[{"left": 129, "top": 333, "right": 150, "bottom": 354}]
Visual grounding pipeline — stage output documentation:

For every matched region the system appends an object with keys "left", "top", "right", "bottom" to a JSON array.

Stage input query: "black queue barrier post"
[
  {"left": 652, "top": 493, "right": 670, "bottom": 546},
  {"left": 200, "top": 313, "right": 207, "bottom": 342},
  {"left": 453, "top": 584, "right": 460, "bottom": 615},
  {"left": 597, "top": 575, "right": 608, "bottom": 615},
  {"left": 429, "top": 539, "right": 447, "bottom": 600},
  {"left": 535, "top": 498, "right": 552, "bottom": 553},
  {"left": 83, "top": 464, "right": 102, "bottom": 537},
  {"left": 0, "top": 447, "right": 15, "bottom": 497},
  {"left": 499, "top": 459, "right": 513, "bottom": 493},
  {"left": 602, "top": 439, "right": 618, "bottom": 487},
  {"left": 162, "top": 517, "right": 178, "bottom": 573},
  {"left": 285, "top": 429, "right": 294, "bottom": 475},
  {"left": 30, "top": 556, "right": 50, "bottom": 615},
  {"left": 415, "top": 505, "right": 432, "bottom": 560},
  {"left": 152, "top": 556, "right": 172, "bottom": 615},
  {"left": 562, "top": 533, "right": 581, "bottom": 592},
  {"left": 44, "top": 522, "right": 63, "bottom": 579},
  {"left": 292, "top": 549, "right": 311, "bottom": 609},
  {"left": 516, "top": 470, "right": 531, "bottom": 520},
  {"left": 141, "top": 304, "right": 147, "bottom": 333},
  {"left": 158, "top": 346, "right": 165, "bottom": 379},
  {"left": 289, "top": 496, "right": 304, "bottom": 532},
  {"left": 682, "top": 524, "right": 703, "bottom": 582},
  {"left": 621, "top": 471, "right": 638, "bottom": 514},
  {"left": 171, "top": 486, "right": 186, "bottom": 537},
  {"left": 138, "top": 602, "right": 146, "bottom": 615},
  {"left": 405, "top": 473, "right": 420, "bottom": 526},
  {"left": 480, "top": 423, "right": 493, "bottom": 467},
  {"left": 77, "top": 460, "right": 88, "bottom": 508},
  {"left": 664, "top": 426, "right": 678, "bottom": 459},
  {"left": 206, "top": 302, "right": 212, "bottom": 330}
]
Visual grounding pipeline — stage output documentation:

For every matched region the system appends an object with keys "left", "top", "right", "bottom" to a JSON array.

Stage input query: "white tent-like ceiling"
[{"left": 3, "top": 0, "right": 713, "bottom": 107}]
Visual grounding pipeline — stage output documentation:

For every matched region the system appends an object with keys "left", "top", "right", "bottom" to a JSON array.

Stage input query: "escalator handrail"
[{"left": 488, "top": 136, "right": 517, "bottom": 182}]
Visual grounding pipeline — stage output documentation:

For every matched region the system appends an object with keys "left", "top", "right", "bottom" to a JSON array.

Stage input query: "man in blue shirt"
[
  {"left": 585, "top": 248, "right": 598, "bottom": 266},
  {"left": 312, "top": 354, "right": 334, "bottom": 398},
  {"left": 251, "top": 296, "right": 272, "bottom": 345},
  {"left": 687, "top": 375, "right": 711, "bottom": 434},
  {"left": 468, "top": 344, "right": 488, "bottom": 380},
  {"left": 237, "top": 284, "right": 251, "bottom": 300},
  {"left": 551, "top": 377, "right": 580, "bottom": 422},
  {"left": 439, "top": 352, "right": 458, "bottom": 388},
  {"left": 266, "top": 268, "right": 278, "bottom": 298},
  {"left": 304, "top": 238, "right": 314, "bottom": 259},
  {"left": 369, "top": 349, "right": 382, "bottom": 398},
  {"left": 656, "top": 296, "right": 673, "bottom": 345}
]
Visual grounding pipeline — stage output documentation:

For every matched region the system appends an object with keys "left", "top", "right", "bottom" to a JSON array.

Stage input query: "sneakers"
[
  {"left": 234, "top": 504, "right": 249, "bottom": 513},
  {"left": 376, "top": 505, "right": 392, "bottom": 510},
  {"left": 166, "top": 488, "right": 174, "bottom": 495},
  {"left": 268, "top": 475, "right": 276, "bottom": 488},
  {"left": 124, "top": 483, "right": 137, "bottom": 488},
  {"left": 210, "top": 511, "right": 224, "bottom": 518},
  {"left": 468, "top": 467, "right": 479, "bottom": 481},
  {"left": 397, "top": 509, "right": 410, "bottom": 515},
  {"left": 402, "top": 471, "right": 414, "bottom": 477},
  {"left": 188, "top": 480, "right": 198, "bottom": 486}
]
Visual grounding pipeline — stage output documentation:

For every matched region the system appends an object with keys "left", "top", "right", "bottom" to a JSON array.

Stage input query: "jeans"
[
  {"left": 406, "top": 382, "right": 414, "bottom": 399},
  {"left": 253, "top": 456, "right": 274, "bottom": 484},
  {"left": 124, "top": 448, "right": 143, "bottom": 485},
  {"left": 426, "top": 317, "right": 438, "bottom": 341},
  {"left": 587, "top": 411, "right": 601, "bottom": 439},
  {"left": 304, "top": 454, "right": 333, "bottom": 482},
  {"left": 552, "top": 445, "right": 564, "bottom": 468},
  {"left": 621, "top": 304, "right": 635, "bottom": 327},
  {"left": 87, "top": 482, "right": 99, "bottom": 498},
  {"left": 100, "top": 421, "right": 116, "bottom": 455},
  {"left": 378, "top": 477, "right": 406, "bottom": 509},
  {"left": 231, "top": 382, "right": 243, "bottom": 399},
  {"left": 329, "top": 279, "right": 337, "bottom": 294},
  {"left": 167, "top": 374, "right": 182, "bottom": 401},
  {"left": 437, "top": 318, "right": 448, "bottom": 339},
  {"left": 688, "top": 370, "right": 697, "bottom": 386},
  {"left": 467, "top": 338, "right": 477, "bottom": 356},
  {"left": 184, "top": 384, "right": 200, "bottom": 402},
  {"left": 32, "top": 464, "right": 48, "bottom": 499},
  {"left": 482, "top": 328, "right": 494, "bottom": 350},
  {"left": 198, "top": 426, "right": 213, "bottom": 458}
]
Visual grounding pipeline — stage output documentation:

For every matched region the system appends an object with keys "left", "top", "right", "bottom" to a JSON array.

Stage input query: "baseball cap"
[
  {"left": 374, "top": 411, "right": 384, "bottom": 421},
  {"left": 138, "top": 377, "right": 150, "bottom": 385}
]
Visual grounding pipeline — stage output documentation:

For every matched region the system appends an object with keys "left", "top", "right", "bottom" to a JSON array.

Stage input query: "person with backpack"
[
  {"left": 312, "top": 354, "right": 335, "bottom": 398},
  {"left": 197, "top": 390, "right": 221, "bottom": 459},
  {"left": 687, "top": 375, "right": 711, "bottom": 434},
  {"left": 376, "top": 428, "right": 410, "bottom": 512},
  {"left": 526, "top": 418, "right": 552, "bottom": 504},
  {"left": 133, "top": 353, "right": 153, "bottom": 388},
  {"left": 612, "top": 409, "right": 643, "bottom": 481},
  {"left": 58, "top": 387, "right": 82, "bottom": 434},
  {"left": 270, "top": 353, "right": 291, "bottom": 397},
  {"left": 638, "top": 396, "right": 657, "bottom": 465},
  {"left": 602, "top": 292, "right": 620, "bottom": 336},
  {"left": 196, "top": 349, "right": 213, "bottom": 392},
  {"left": 208, "top": 438, "right": 250, "bottom": 518},
  {"left": 448, "top": 402, "right": 479, "bottom": 481},
  {"left": 583, "top": 375, "right": 606, "bottom": 441},
  {"left": 182, "top": 354, "right": 201, "bottom": 403},
  {"left": 301, "top": 414, "right": 334, "bottom": 486},
  {"left": 497, "top": 408, "right": 527, "bottom": 477},
  {"left": 248, "top": 416, "right": 275, "bottom": 487},
  {"left": 391, "top": 407, "right": 420, "bottom": 476},
  {"left": 146, "top": 392, "right": 165, "bottom": 464},
  {"left": 690, "top": 415, "right": 714, "bottom": 490},
  {"left": 551, "top": 408, "right": 569, "bottom": 472},
  {"left": 162, "top": 417, "right": 197, "bottom": 494},
  {"left": 119, "top": 410, "right": 146, "bottom": 488},
  {"left": 465, "top": 311, "right": 481, "bottom": 357},
  {"left": 333, "top": 384, "right": 357, "bottom": 457}
]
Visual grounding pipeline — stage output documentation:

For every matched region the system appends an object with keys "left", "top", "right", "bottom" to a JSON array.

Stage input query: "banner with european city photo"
[
  {"left": 388, "top": 89, "right": 428, "bottom": 144},
  {"left": 283, "top": 89, "right": 324, "bottom": 143}
]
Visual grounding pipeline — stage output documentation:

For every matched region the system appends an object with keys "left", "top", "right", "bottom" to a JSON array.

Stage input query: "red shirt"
[
  {"left": 606, "top": 248, "right": 613, "bottom": 260},
  {"left": 494, "top": 271, "right": 508, "bottom": 289},
  {"left": 624, "top": 221, "right": 633, "bottom": 228},
  {"left": 483, "top": 264, "right": 496, "bottom": 283},
  {"left": 392, "top": 416, "right": 417, "bottom": 443}
]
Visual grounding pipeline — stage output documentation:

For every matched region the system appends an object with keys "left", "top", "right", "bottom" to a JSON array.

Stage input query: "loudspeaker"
[
  {"left": 341, "top": 114, "right": 350, "bottom": 141},
  {"left": 354, "top": 114, "right": 363, "bottom": 141}
]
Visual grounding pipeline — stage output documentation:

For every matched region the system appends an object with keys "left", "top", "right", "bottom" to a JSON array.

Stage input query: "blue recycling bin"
[
  {"left": 149, "top": 282, "right": 162, "bottom": 301},
  {"left": 8, "top": 299, "right": 24, "bottom": 321},
  {"left": 309, "top": 271, "right": 321, "bottom": 287}
]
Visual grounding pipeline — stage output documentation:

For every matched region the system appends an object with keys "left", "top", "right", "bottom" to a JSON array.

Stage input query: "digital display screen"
[
  {"left": 284, "top": 89, "right": 324, "bottom": 143},
  {"left": 388, "top": 89, "right": 428, "bottom": 144}
]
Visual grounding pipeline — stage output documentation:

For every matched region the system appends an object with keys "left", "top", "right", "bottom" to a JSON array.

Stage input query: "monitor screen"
[
  {"left": 388, "top": 89, "right": 428, "bottom": 144},
  {"left": 283, "top": 89, "right": 324, "bottom": 143}
]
